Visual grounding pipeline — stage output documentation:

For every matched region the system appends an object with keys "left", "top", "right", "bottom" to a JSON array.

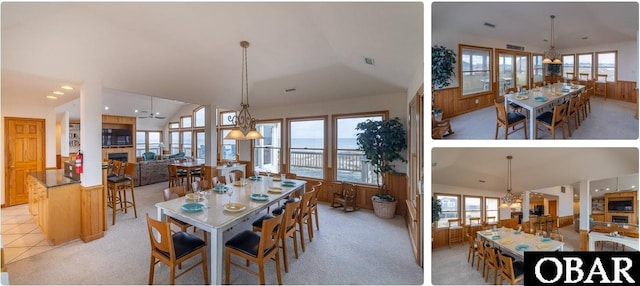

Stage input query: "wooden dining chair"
[
  {"left": 466, "top": 233, "right": 478, "bottom": 267},
  {"left": 535, "top": 101, "right": 568, "bottom": 139},
  {"left": 494, "top": 100, "right": 528, "bottom": 139},
  {"left": 595, "top": 74, "right": 608, "bottom": 99},
  {"left": 167, "top": 164, "right": 186, "bottom": 188},
  {"left": 484, "top": 246, "right": 501, "bottom": 285},
  {"left": 498, "top": 252, "right": 524, "bottom": 285},
  {"left": 252, "top": 200, "right": 301, "bottom": 273},
  {"left": 225, "top": 214, "right": 284, "bottom": 284},
  {"left": 579, "top": 73, "right": 590, "bottom": 81},
  {"left": 503, "top": 88, "right": 524, "bottom": 113},
  {"left": 476, "top": 240, "right": 486, "bottom": 274},
  {"left": 146, "top": 214, "right": 208, "bottom": 285},
  {"left": 162, "top": 186, "right": 207, "bottom": 242},
  {"left": 550, "top": 232, "right": 564, "bottom": 242},
  {"left": 469, "top": 217, "right": 481, "bottom": 225},
  {"left": 565, "top": 96, "right": 581, "bottom": 137},
  {"left": 309, "top": 182, "right": 322, "bottom": 231}
]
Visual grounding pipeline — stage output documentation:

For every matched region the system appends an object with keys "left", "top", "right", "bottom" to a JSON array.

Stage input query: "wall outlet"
[{"left": 475, "top": 98, "right": 479, "bottom": 104}]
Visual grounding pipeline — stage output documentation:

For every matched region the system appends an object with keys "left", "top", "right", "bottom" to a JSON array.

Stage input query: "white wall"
[{"left": 529, "top": 185, "right": 575, "bottom": 217}]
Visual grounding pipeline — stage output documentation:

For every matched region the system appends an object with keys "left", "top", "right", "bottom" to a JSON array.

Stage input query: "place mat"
[
  {"left": 535, "top": 96, "right": 548, "bottom": 102},
  {"left": 516, "top": 95, "right": 529, "bottom": 100},
  {"left": 515, "top": 244, "right": 529, "bottom": 251},
  {"left": 272, "top": 177, "right": 282, "bottom": 181},
  {"left": 492, "top": 235, "right": 501, "bottom": 240},
  {"left": 281, "top": 181, "right": 295, "bottom": 186},
  {"left": 540, "top": 237, "right": 551, "bottom": 242},
  {"left": 537, "top": 243, "right": 550, "bottom": 250},
  {"left": 224, "top": 203, "right": 246, "bottom": 212},
  {"left": 213, "top": 186, "right": 228, "bottom": 193},
  {"left": 181, "top": 203, "right": 204, "bottom": 212},
  {"left": 249, "top": 176, "right": 262, "bottom": 181},
  {"left": 513, "top": 231, "right": 522, "bottom": 235},
  {"left": 501, "top": 239, "right": 514, "bottom": 244},
  {"left": 268, "top": 187, "right": 283, "bottom": 193},
  {"left": 250, "top": 193, "right": 269, "bottom": 201}
]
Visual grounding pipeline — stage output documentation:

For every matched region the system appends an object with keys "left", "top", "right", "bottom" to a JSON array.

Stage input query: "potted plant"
[
  {"left": 432, "top": 45, "right": 457, "bottom": 115},
  {"left": 432, "top": 197, "right": 442, "bottom": 227},
  {"left": 356, "top": 117, "right": 407, "bottom": 218}
]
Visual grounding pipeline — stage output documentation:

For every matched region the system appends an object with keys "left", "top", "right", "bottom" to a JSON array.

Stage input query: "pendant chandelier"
[
  {"left": 224, "top": 41, "right": 263, "bottom": 140},
  {"left": 500, "top": 155, "right": 521, "bottom": 208},
  {"left": 543, "top": 15, "right": 562, "bottom": 64}
]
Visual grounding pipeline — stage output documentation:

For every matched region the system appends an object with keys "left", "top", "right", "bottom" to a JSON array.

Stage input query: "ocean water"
[{"left": 291, "top": 138, "right": 359, "bottom": 149}]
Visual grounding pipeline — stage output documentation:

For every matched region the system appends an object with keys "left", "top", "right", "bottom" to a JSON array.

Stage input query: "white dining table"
[
  {"left": 477, "top": 227, "right": 564, "bottom": 261},
  {"left": 156, "top": 178, "right": 306, "bottom": 284},
  {"left": 504, "top": 84, "right": 585, "bottom": 139}
]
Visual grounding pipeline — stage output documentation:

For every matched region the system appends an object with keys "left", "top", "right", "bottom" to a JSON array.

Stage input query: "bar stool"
[
  {"left": 107, "top": 162, "right": 138, "bottom": 225},
  {"left": 539, "top": 216, "right": 548, "bottom": 232},
  {"left": 547, "top": 216, "right": 557, "bottom": 233},
  {"left": 448, "top": 219, "right": 463, "bottom": 247}
]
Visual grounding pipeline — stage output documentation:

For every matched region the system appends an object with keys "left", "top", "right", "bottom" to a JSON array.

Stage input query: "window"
[
  {"left": 532, "top": 54, "right": 544, "bottom": 84},
  {"left": 195, "top": 131, "right": 205, "bottom": 159},
  {"left": 562, "top": 54, "right": 575, "bottom": 78},
  {"left": 463, "top": 196, "right": 482, "bottom": 225},
  {"left": 485, "top": 197, "right": 500, "bottom": 221},
  {"left": 436, "top": 194, "right": 460, "bottom": 228},
  {"left": 169, "top": 122, "right": 179, "bottom": 129},
  {"left": 169, "top": 131, "right": 179, "bottom": 154},
  {"left": 194, "top": 107, "right": 205, "bottom": 127},
  {"left": 596, "top": 51, "right": 616, "bottom": 81},
  {"left": 288, "top": 117, "right": 326, "bottom": 179},
  {"left": 180, "top": 116, "right": 192, "bottom": 128},
  {"left": 460, "top": 45, "right": 492, "bottom": 96},
  {"left": 220, "top": 130, "right": 237, "bottom": 161},
  {"left": 334, "top": 113, "right": 385, "bottom": 184},
  {"left": 181, "top": 131, "right": 192, "bottom": 157},
  {"left": 577, "top": 53, "right": 593, "bottom": 80},
  {"left": 136, "top": 130, "right": 162, "bottom": 156},
  {"left": 220, "top": 111, "right": 236, "bottom": 126},
  {"left": 253, "top": 121, "right": 282, "bottom": 174}
]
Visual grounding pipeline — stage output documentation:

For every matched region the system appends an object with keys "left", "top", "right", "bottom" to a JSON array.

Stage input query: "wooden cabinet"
[
  {"left": 604, "top": 191, "right": 638, "bottom": 224},
  {"left": 102, "top": 115, "right": 136, "bottom": 162},
  {"left": 27, "top": 173, "right": 81, "bottom": 245}
]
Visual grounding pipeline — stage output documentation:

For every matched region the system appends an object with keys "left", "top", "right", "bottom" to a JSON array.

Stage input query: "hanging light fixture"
[
  {"left": 225, "top": 41, "right": 263, "bottom": 140},
  {"left": 500, "top": 155, "right": 521, "bottom": 208},
  {"left": 543, "top": 15, "right": 562, "bottom": 64}
]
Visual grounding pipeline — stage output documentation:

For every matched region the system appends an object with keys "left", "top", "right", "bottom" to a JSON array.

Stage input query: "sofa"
[{"left": 136, "top": 159, "right": 169, "bottom": 186}]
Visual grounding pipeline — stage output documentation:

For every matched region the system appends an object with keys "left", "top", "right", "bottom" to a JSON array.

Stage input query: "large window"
[
  {"left": 136, "top": 130, "right": 162, "bottom": 156},
  {"left": 577, "top": 53, "right": 593, "bottom": 80},
  {"left": 596, "top": 51, "right": 616, "bottom": 81},
  {"left": 218, "top": 110, "right": 238, "bottom": 162},
  {"left": 460, "top": 45, "right": 492, "bottom": 96},
  {"left": 195, "top": 131, "right": 205, "bottom": 159},
  {"left": 253, "top": 121, "right": 282, "bottom": 174},
  {"left": 463, "top": 196, "right": 482, "bottom": 225},
  {"left": 288, "top": 117, "right": 326, "bottom": 179},
  {"left": 436, "top": 194, "right": 460, "bottom": 228},
  {"left": 334, "top": 113, "right": 385, "bottom": 184},
  {"left": 194, "top": 107, "right": 205, "bottom": 128},
  {"left": 181, "top": 131, "right": 192, "bottom": 156},
  {"left": 169, "top": 131, "right": 179, "bottom": 154},
  {"left": 562, "top": 54, "right": 575, "bottom": 79},
  {"left": 485, "top": 197, "right": 500, "bottom": 221},
  {"left": 532, "top": 54, "right": 544, "bottom": 84}
]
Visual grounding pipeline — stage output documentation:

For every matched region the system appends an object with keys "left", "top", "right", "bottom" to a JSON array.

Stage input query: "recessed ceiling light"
[
  {"left": 61, "top": 85, "right": 74, "bottom": 90},
  {"left": 53, "top": 91, "right": 64, "bottom": 95},
  {"left": 595, "top": 189, "right": 599, "bottom": 192},
  {"left": 134, "top": 109, "right": 139, "bottom": 113},
  {"left": 46, "top": 95, "right": 57, "bottom": 99},
  {"left": 606, "top": 188, "right": 610, "bottom": 191},
  {"left": 104, "top": 106, "right": 109, "bottom": 110}
]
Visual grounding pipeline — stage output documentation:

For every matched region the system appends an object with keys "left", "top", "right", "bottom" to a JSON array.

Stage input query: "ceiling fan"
[{"left": 137, "top": 96, "right": 166, "bottom": 119}]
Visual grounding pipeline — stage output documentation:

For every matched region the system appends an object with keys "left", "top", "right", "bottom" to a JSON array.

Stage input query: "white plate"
[
  {"left": 268, "top": 187, "right": 283, "bottom": 193},
  {"left": 224, "top": 203, "right": 246, "bottom": 212}
]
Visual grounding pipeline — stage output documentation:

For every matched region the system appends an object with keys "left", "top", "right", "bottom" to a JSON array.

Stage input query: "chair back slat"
[{"left": 146, "top": 214, "right": 175, "bottom": 260}]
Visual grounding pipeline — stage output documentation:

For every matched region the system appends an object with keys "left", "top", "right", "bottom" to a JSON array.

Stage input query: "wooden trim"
[
  {"left": 80, "top": 184, "right": 105, "bottom": 243},
  {"left": 579, "top": 229, "right": 590, "bottom": 251}
]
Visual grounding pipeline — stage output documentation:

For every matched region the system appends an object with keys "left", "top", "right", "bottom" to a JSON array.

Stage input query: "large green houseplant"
[
  {"left": 432, "top": 197, "right": 442, "bottom": 227},
  {"left": 432, "top": 45, "right": 457, "bottom": 116},
  {"left": 356, "top": 117, "right": 407, "bottom": 218}
]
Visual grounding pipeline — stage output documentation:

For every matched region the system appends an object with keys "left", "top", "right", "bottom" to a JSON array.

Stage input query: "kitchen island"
[{"left": 27, "top": 169, "right": 81, "bottom": 245}]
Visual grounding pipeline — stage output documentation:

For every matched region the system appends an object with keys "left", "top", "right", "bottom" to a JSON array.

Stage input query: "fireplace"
[
  {"left": 611, "top": 216, "right": 629, "bottom": 223},
  {"left": 108, "top": 152, "right": 128, "bottom": 163}
]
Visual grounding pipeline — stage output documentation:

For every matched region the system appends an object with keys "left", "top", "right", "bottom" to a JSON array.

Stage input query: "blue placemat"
[
  {"left": 281, "top": 181, "right": 295, "bottom": 186},
  {"left": 250, "top": 193, "right": 269, "bottom": 201},
  {"left": 213, "top": 186, "right": 228, "bottom": 193},
  {"left": 181, "top": 203, "right": 204, "bottom": 212},
  {"left": 492, "top": 235, "right": 501, "bottom": 240},
  {"left": 541, "top": 237, "right": 551, "bottom": 242},
  {"left": 249, "top": 176, "right": 262, "bottom": 180},
  {"left": 515, "top": 244, "right": 529, "bottom": 251},
  {"left": 535, "top": 96, "right": 547, "bottom": 102}
]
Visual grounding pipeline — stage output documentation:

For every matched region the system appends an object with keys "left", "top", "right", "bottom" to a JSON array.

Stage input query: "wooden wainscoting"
[
  {"left": 433, "top": 87, "right": 458, "bottom": 120},
  {"left": 432, "top": 86, "right": 498, "bottom": 119},
  {"left": 558, "top": 215, "right": 574, "bottom": 228},
  {"left": 432, "top": 225, "right": 450, "bottom": 249},
  {"left": 579, "top": 229, "right": 590, "bottom": 251},
  {"left": 311, "top": 173, "right": 407, "bottom": 216},
  {"left": 613, "top": 80, "right": 638, "bottom": 103},
  {"left": 80, "top": 184, "right": 105, "bottom": 243}
]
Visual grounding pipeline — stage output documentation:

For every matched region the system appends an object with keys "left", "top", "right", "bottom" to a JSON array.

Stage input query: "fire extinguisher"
[{"left": 75, "top": 151, "right": 83, "bottom": 174}]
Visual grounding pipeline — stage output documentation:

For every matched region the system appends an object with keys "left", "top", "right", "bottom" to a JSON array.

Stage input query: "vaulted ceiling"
[
  {"left": 431, "top": 148, "right": 639, "bottom": 197},
  {"left": 1, "top": 2, "right": 423, "bottom": 119},
  {"left": 433, "top": 2, "right": 638, "bottom": 50}
]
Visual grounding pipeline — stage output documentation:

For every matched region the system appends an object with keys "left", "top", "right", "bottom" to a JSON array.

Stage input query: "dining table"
[
  {"left": 504, "top": 83, "right": 585, "bottom": 140},
  {"left": 170, "top": 159, "right": 206, "bottom": 191},
  {"left": 155, "top": 177, "right": 306, "bottom": 284},
  {"left": 477, "top": 227, "right": 564, "bottom": 261}
]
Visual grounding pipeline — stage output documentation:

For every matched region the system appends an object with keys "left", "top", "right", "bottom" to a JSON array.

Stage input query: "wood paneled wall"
[
  {"left": 433, "top": 81, "right": 637, "bottom": 118},
  {"left": 312, "top": 173, "right": 407, "bottom": 216},
  {"left": 558, "top": 215, "right": 574, "bottom": 228}
]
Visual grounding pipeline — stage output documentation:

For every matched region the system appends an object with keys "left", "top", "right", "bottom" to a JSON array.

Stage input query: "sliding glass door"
[{"left": 496, "top": 50, "right": 530, "bottom": 93}]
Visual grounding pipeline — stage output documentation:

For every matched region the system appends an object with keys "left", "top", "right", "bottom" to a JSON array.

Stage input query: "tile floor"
[{"left": 1, "top": 204, "right": 56, "bottom": 264}]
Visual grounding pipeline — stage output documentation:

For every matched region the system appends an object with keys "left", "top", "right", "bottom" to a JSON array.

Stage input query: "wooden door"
[
  {"left": 4, "top": 117, "right": 45, "bottom": 206},
  {"left": 406, "top": 86, "right": 423, "bottom": 266},
  {"left": 549, "top": 200, "right": 558, "bottom": 217}
]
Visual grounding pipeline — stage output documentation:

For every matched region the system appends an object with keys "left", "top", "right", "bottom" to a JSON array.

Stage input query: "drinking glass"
[
  {"left": 254, "top": 170, "right": 259, "bottom": 178},
  {"left": 281, "top": 174, "right": 286, "bottom": 181},
  {"left": 226, "top": 188, "right": 234, "bottom": 204}
]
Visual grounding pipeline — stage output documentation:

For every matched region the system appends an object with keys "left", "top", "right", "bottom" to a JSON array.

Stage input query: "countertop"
[{"left": 29, "top": 169, "right": 80, "bottom": 188}]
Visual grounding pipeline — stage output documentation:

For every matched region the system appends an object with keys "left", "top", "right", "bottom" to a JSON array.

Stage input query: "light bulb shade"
[
  {"left": 244, "top": 128, "right": 264, "bottom": 140},
  {"left": 224, "top": 128, "right": 246, "bottom": 140},
  {"left": 552, "top": 58, "right": 562, "bottom": 64},
  {"left": 500, "top": 202, "right": 510, "bottom": 208},
  {"left": 510, "top": 202, "right": 521, "bottom": 208},
  {"left": 542, "top": 58, "right": 553, "bottom": 64}
]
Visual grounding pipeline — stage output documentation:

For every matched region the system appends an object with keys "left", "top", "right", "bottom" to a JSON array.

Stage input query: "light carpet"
[{"left": 5, "top": 182, "right": 424, "bottom": 285}]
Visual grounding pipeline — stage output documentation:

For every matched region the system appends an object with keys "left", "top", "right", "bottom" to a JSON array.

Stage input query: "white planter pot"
[{"left": 371, "top": 198, "right": 397, "bottom": 219}]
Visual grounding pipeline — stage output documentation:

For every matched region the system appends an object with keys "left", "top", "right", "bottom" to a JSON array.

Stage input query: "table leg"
[
  {"left": 529, "top": 106, "right": 538, "bottom": 140},
  {"left": 210, "top": 228, "right": 224, "bottom": 284}
]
